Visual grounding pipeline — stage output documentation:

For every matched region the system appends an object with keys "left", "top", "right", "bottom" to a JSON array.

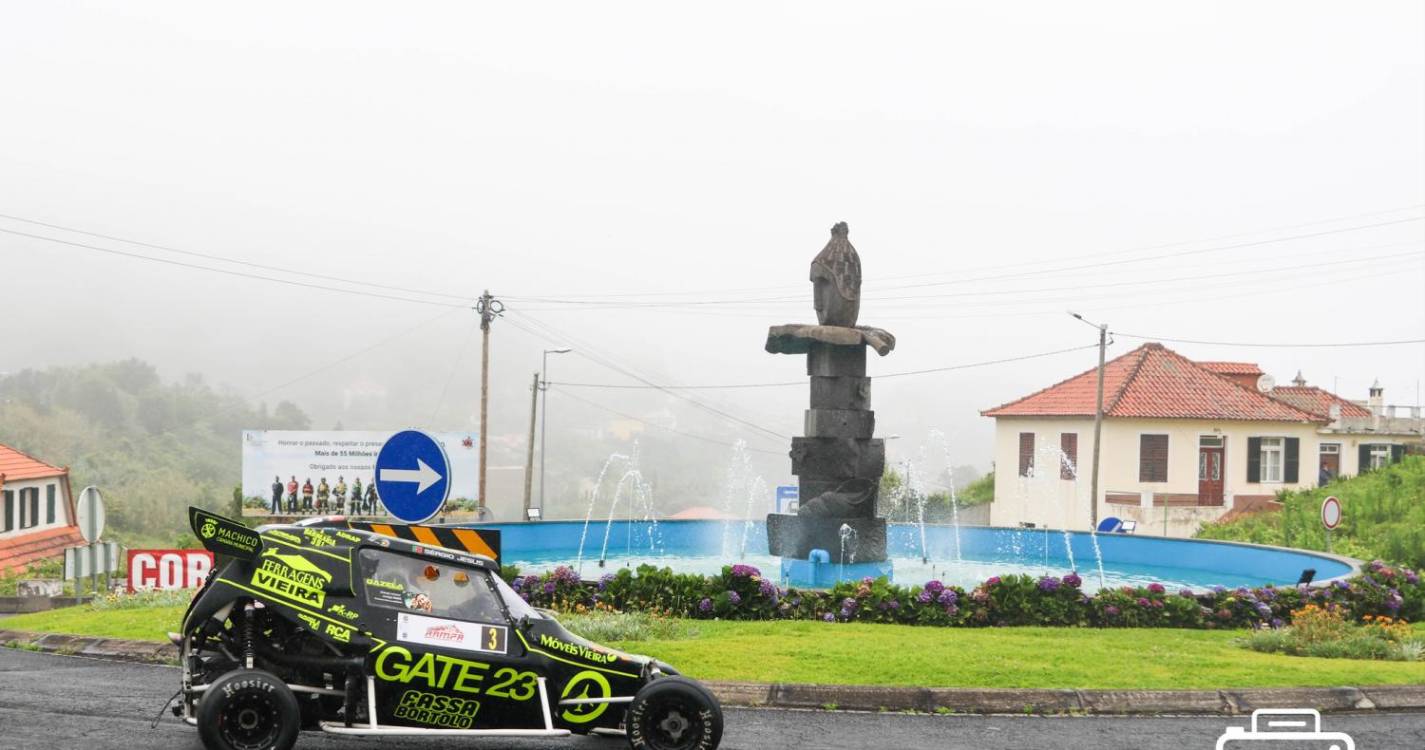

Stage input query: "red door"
[{"left": 1198, "top": 444, "right": 1224, "bottom": 506}]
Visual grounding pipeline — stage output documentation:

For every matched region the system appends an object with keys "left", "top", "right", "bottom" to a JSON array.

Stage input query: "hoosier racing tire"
[
  {"left": 197, "top": 669, "right": 301, "bottom": 750},
  {"left": 627, "top": 676, "right": 722, "bottom": 750}
]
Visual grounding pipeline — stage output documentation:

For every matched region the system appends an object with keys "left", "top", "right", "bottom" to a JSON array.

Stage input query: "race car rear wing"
[{"left": 189, "top": 506, "right": 263, "bottom": 561}]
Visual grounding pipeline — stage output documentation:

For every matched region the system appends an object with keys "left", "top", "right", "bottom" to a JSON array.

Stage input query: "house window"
[
  {"left": 1018, "top": 433, "right": 1035, "bottom": 477},
  {"left": 1319, "top": 443, "right": 1339, "bottom": 454},
  {"left": 2, "top": 490, "right": 12, "bottom": 533},
  {"left": 1059, "top": 433, "right": 1078, "bottom": 480},
  {"left": 1260, "top": 438, "right": 1284, "bottom": 482},
  {"left": 1139, "top": 434, "right": 1168, "bottom": 482},
  {"left": 23, "top": 488, "right": 40, "bottom": 529},
  {"left": 46, "top": 484, "right": 56, "bottom": 524},
  {"left": 1369, "top": 444, "right": 1392, "bottom": 470}
]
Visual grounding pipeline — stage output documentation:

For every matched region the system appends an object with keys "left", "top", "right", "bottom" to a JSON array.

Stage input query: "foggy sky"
[{"left": 2, "top": 1, "right": 1422, "bottom": 484}]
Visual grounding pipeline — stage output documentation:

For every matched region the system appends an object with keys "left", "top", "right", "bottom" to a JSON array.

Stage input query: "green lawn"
[
  {"left": 5, "top": 604, "right": 1422, "bottom": 689},
  {"left": 606, "top": 620, "right": 1425, "bottom": 689},
  {"left": 3, "top": 604, "right": 188, "bottom": 642}
]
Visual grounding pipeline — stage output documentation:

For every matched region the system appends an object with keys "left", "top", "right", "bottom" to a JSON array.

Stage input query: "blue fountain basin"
[{"left": 466, "top": 519, "right": 1358, "bottom": 593}]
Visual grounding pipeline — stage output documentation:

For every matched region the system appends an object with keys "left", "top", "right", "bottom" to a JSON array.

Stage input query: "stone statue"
[
  {"left": 810, "top": 222, "right": 861, "bottom": 327},
  {"left": 764, "top": 222, "right": 895, "bottom": 567}
]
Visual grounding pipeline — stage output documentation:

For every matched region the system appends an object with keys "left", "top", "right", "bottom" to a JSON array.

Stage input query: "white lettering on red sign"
[{"left": 127, "top": 549, "right": 215, "bottom": 592}]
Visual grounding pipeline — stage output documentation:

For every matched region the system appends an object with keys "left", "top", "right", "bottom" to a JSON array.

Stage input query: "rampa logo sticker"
[{"left": 424, "top": 624, "right": 466, "bottom": 643}]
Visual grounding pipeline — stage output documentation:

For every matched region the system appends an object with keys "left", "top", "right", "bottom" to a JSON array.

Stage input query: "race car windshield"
[
  {"left": 490, "top": 572, "right": 542, "bottom": 621},
  {"left": 358, "top": 548, "right": 506, "bottom": 625}
]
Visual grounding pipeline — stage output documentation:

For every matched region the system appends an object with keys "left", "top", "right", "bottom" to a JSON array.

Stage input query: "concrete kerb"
[{"left": 2, "top": 629, "right": 1419, "bottom": 715}]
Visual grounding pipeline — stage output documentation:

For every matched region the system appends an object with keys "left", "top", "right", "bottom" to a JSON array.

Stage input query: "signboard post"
[
  {"left": 75, "top": 486, "right": 107, "bottom": 597},
  {"left": 1321, "top": 495, "right": 1342, "bottom": 553},
  {"left": 374, "top": 430, "right": 452, "bottom": 524}
]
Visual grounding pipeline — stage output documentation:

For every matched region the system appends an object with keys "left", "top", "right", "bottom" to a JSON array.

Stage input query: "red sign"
[
  {"left": 127, "top": 549, "right": 215, "bottom": 592},
  {"left": 1321, "top": 496, "right": 1342, "bottom": 531}
]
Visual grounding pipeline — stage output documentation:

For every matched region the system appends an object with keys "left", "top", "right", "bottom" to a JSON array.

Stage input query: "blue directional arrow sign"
[{"left": 374, "top": 430, "right": 451, "bottom": 523}]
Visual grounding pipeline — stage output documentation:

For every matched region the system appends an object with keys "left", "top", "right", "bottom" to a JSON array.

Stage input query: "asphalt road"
[{"left": 2, "top": 649, "right": 1422, "bottom": 750}]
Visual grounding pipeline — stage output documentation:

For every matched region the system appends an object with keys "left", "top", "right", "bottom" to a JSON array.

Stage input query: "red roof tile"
[
  {"left": 1268, "top": 386, "right": 1373, "bottom": 419},
  {"left": 982, "top": 343, "right": 1326, "bottom": 423},
  {"left": 0, "top": 526, "right": 84, "bottom": 574},
  {"left": 0, "top": 444, "right": 67, "bottom": 482},
  {"left": 1198, "top": 361, "right": 1263, "bottom": 376}
]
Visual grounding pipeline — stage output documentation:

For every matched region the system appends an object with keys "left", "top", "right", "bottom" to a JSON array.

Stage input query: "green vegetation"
[
  {"left": 2, "top": 602, "right": 187, "bottom": 641},
  {"left": 8, "top": 601, "right": 1421, "bottom": 688},
  {"left": 0, "top": 360, "right": 311, "bottom": 548},
  {"left": 1241, "top": 605, "right": 1422, "bottom": 662},
  {"left": 879, "top": 466, "right": 990, "bottom": 524},
  {"left": 1197, "top": 456, "right": 1425, "bottom": 568}
]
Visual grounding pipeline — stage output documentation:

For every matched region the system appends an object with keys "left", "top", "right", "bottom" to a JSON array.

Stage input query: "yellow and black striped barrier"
[{"left": 347, "top": 521, "right": 501, "bottom": 561}]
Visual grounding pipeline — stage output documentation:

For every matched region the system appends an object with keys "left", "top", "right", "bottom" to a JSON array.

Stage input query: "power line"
[
  {"left": 0, "top": 212, "right": 474, "bottom": 302},
  {"left": 500, "top": 311, "right": 791, "bottom": 443},
  {"left": 503, "top": 203, "right": 1425, "bottom": 300},
  {"left": 548, "top": 342, "right": 1104, "bottom": 390},
  {"left": 508, "top": 217, "right": 1425, "bottom": 308},
  {"left": 1113, "top": 333, "right": 1425, "bottom": 349},
  {"left": 552, "top": 388, "right": 786, "bottom": 456},
  {"left": 1, "top": 227, "right": 474, "bottom": 309}
]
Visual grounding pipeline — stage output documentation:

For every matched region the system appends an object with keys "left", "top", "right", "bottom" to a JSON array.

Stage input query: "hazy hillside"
[{"left": 0, "top": 360, "right": 310, "bottom": 546}]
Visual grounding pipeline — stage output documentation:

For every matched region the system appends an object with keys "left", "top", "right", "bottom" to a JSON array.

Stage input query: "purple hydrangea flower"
[
  {"left": 888, "top": 599, "right": 900, "bottom": 610},
  {"left": 938, "top": 589, "right": 958, "bottom": 606},
  {"left": 1405, "top": 569, "right": 1419, "bottom": 585},
  {"left": 730, "top": 564, "right": 761, "bottom": 578},
  {"left": 944, "top": 604, "right": 959, "bottom": 616},
  {"left": 758, "top": 579, "right": 776, "bottom": 597},
  {"left": 1136, "top": 597, "right": 1151, "bottom": 608},
  {"left": 543, "top": 582, "right": 557, "bottom": 594},
  {"left": 1270, "top": 618, "right": 1284, "bottom": 629},
  {"left": 727, "top": 590, "right": 742, "bottom": 606},
  {"left": 985, "top": 576, "right": 1002, "bottom": 587},
  {"left": 698, "top": 597, "right": 712, "bottom": 613},
  {"left": 925, "top": 579, "right": 945, "bottom": 595},
  {"left": 1038, "top": 576, "right": 1061, "bottom": 593},
  {"left": 842, "top": 597, "right": 857, "bottom": 610},
  {"left": 917, "top": 591, "right": 933, "bottom": 604},
  {"left": 1147, "top": 583, "right": 1166, "bottom": 595},
  {"left": 823, "top": 613, "right": 835, "bottom": 622},
  {"left": 1386, "top": 591, "right": 1404, "bottom": 612},
  {"left": 1212, "top": 585, "right": 1227, "bottom": 594},
  {"left": 1179, "top": 588, "right": 1195, "bottom": 598},
  {"left": 1104, "top": 605, "right": 1120, "bottom": 617},
  {"left": 1255, "top": 603, "right": 1272, "bottom": 618},
  {"left": 1063, "top": 572, "right": 1083, "bottom": 589}
]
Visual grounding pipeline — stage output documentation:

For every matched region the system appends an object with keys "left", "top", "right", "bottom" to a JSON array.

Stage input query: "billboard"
[
  {"left": 241, "top": 430, "right": 478, "bottom": 504},
  {"left": 128, "top": 549, "right": 214, "bottom": 592}
]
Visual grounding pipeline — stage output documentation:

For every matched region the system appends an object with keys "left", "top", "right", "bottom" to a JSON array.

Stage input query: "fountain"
[{"left": 764, "top": 222, "right": 897, "bottom": 587}]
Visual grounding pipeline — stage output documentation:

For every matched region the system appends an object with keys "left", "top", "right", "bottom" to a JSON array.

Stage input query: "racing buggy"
[{"left": 173, "top": 508, "right": 723, "bottom": 750}]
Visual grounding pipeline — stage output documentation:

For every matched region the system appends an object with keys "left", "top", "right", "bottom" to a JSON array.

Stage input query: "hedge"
[{"left": 508, "top": 559, "right": 1420, "bottom": 630}]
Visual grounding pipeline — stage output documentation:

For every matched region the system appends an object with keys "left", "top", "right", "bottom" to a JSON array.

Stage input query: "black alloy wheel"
[{"left": 197, "top": 669, "right": 301, "bottom": 750}]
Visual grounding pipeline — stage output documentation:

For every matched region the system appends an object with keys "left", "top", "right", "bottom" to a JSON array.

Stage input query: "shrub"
[
  {"left": 1241, "top": 606, "right": 1422, "bottom": 662},
  {"left": 505, "top": 560, "right": 1424, "bottom": 634}
]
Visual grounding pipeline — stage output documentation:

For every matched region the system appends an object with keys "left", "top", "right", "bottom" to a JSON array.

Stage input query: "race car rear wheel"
[
  {"left": 627, "top": 676, "right": 722, "bottom": 750},
  {"left": 197, "top": 669, "right": 300, "bottom": 750}
]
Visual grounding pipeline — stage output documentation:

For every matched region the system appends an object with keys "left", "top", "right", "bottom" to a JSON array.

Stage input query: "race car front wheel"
[
  {"left": 627, "top": 676, "right": 723, "bottom": 750},
  {"left": 197, "top": 669, "right": 301, "bottom": 750}
]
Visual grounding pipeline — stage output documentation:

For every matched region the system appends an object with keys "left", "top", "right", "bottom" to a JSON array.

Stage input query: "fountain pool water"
[{"left": 476, "top": 519, "right": 1357, "bottom": 593}]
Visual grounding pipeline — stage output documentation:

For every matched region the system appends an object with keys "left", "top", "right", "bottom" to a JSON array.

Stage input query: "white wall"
[
  {"left": 0, "top": 477, "right": 70, "bottom": 539},
  {"left": 989, "top": 416, "right": 1331, "bottom": 535}
]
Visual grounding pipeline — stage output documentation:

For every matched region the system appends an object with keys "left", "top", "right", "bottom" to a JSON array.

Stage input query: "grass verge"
[{"left": 6, "top": 603, "right": 1422, "bottom": 689}]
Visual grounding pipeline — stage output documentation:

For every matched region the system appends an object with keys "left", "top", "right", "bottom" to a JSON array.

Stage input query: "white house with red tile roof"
[
  {"left": 0, "top": 443, "right": 83, "bottom": 573},
  {"left": 978, "top": 342, "right": 1411, "bottom": 536}
]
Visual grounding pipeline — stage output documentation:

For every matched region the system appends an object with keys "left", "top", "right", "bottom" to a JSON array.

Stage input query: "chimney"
[
  {"left": 1292, "top": 370, "right": 1307, "bottom": 387},
  {"left": 1369, "top": 380, "right": 1384, "bottom": 414}
]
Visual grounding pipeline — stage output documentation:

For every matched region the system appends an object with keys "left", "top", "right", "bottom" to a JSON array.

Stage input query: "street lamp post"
[{"left": 539, "top": 348, "right": 572, "bottom": 512}]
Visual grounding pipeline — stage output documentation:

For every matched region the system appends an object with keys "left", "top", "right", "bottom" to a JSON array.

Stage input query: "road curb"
[{"left": 3, "top": 629, "right": 1420, "bottom": 715}]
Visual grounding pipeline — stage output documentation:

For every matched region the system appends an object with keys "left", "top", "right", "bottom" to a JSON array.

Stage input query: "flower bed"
[{"left": 508, "top": 559, "right": 1421, "bottom": 630}]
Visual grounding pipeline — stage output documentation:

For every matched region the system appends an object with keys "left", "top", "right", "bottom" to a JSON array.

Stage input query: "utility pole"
[
  {"left": 522, "top": 371, "right": 539, "bottom": 517},
  {"left": 1071, "top": 312, "right": 1109, "bottom": 530},
  {"left": 475, "top": 290, "right": 504, "bottom": 516},
  {"left": 539, "top": 348, "right": 572, "bottom": 511}
]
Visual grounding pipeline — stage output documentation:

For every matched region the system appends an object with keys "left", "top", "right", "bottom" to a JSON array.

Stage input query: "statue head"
[{"left": 810, "top": 221, "right": 861, "bottom": 327}]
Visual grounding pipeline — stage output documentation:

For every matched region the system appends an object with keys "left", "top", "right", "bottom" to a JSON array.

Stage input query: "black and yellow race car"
[{"left": 174, "top": 508, "right": 722, "bottom": 750}]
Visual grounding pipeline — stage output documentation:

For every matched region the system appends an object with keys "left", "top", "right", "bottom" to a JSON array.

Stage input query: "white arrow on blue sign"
[{"left": 374, "top": 430, "right": 451, "bottom": 523}]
